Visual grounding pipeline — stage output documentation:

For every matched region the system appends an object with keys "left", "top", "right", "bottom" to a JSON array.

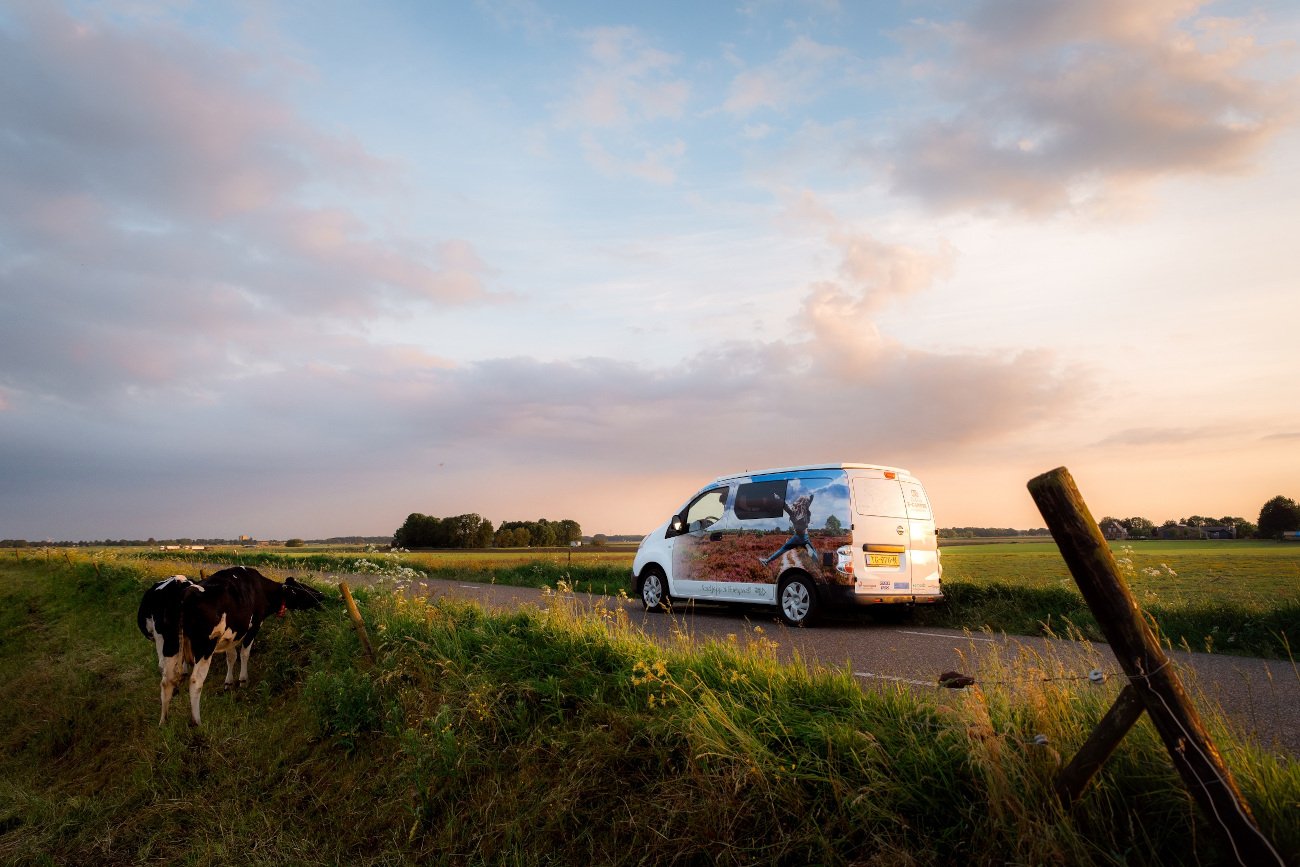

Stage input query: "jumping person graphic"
[{"left": 760, "top": 492, "right": 817, "bottom": 565}]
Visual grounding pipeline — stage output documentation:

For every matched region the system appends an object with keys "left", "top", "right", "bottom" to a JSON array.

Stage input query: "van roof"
[{"left": 711, "top": 462, "right": 913, "bottom": 484}]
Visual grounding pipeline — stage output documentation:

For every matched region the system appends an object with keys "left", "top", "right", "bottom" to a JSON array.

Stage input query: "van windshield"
[{"left": 684, "top": 488, "right": 728, "bottom": 530}]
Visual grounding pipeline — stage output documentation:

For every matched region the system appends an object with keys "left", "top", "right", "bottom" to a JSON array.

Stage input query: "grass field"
[
  {"left": 115, "top": 538, "right": 1300, "bottom": 658},
  {"left": 0, "top": 553, "right": 1295, "bottom": 865}
]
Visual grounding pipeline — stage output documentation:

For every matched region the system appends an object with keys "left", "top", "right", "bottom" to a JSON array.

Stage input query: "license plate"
[{"left": 866, "top": 553, "right": 900, "bottom": 567}]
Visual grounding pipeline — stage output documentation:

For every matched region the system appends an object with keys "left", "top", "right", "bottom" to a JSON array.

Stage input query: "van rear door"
[
  {"left": 850, "top": 473, "right": 912, "bottom": 596},
  {"left": 899, "top": 479, "right": 941, "bottom": 596}
]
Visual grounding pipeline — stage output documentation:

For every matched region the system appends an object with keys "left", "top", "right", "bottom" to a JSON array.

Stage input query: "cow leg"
[
  {"left": 188, "top": 655, "right": 214, "bottom": 726},
  {"left": 223, "top": 645, "right": 239, "bottom": 690},
  {"left": 238, "top": 639, "right": 253, "bottom": 686},
  {"left": 159, "top": 653, "right": 185, "bottom": 726},
  {"left": 147, "top": 618, "right": 166, "bottom": 675}
]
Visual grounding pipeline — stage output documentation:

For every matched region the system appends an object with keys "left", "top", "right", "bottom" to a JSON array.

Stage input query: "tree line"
[
  {"left": 1099, "top": 495, "right": 1300, "bottom": 539},
  {"left": 938, "top": 527, "right": 1052, "bottom": 539},
  {"left": 391, "top": 514, "right": 582, "bottom": 549}
]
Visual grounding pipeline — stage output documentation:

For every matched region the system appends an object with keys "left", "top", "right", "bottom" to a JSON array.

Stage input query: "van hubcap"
[
  {"left": 643, "top": 575, "right": 662, "bottom": 606},
  {"left": 782, "top": 582, "right": 809, "bottom": 621}
]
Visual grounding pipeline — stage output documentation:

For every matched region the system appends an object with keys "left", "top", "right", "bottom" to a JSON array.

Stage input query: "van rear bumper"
[{"left": 820, "top": 584, "right": 943, "bottom": 607}]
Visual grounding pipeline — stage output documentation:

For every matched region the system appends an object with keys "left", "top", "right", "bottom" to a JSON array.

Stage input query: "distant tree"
[
  {"left": 556, "top": 519, "right": 582, "bottom": 545},
  {"left": 824, "top": 514, "right": 843, "bottom": 534},
  {"left": 512, "top": 527, "right": 531, "bottom": 547},
  {"left": 591, "top": 533, "right": 609, "bottom": 547},
  {"left": 475, "top": 518, "right": 494, "bottom": 548},
  {"left": 1225, "top": 517, "right": 1256, "bottom": 538},
  {"left": 393, "top": 513, "right": 441, "bottom": 548},
  {"left": 1257, "top": 496, "right": 1300, "bottom": 538},
  {"left": 1123, "top": 517, "right": 1156, "bottom": 537},
  {"left": 285, "top": 538, "right": 306, "bottom": 547}
]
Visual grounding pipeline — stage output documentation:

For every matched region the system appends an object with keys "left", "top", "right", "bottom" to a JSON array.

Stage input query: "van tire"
[
  {"left": 777, "top": 573, "right": 817, "bottom": 627},
  {"left": 640, "top": 567, "right": 669, "bottom": 612}
]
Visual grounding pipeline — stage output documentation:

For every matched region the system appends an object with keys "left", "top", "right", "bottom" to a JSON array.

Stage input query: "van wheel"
[
  {"left": 640, "top": 568, "right": 669, "bottom": 612},
  {"left": 777, "top": 573, "right": 817, "bottom": 627}
]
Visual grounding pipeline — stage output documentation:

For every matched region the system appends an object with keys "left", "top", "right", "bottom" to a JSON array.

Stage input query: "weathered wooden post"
[
  {"left": 1028, "top": 467, "right": 1282, "bottom": 867},
  {"left": 339, "top": 581, "right": 376, "bottom": 661}
]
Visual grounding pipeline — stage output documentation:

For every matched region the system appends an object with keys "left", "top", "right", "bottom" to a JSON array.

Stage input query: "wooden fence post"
[
  {"left": 1028, "top": 467, "right": 1282, "bottom": 867},
  {"left": 339, "top": 581, "right": 376, "bottom": 662}
]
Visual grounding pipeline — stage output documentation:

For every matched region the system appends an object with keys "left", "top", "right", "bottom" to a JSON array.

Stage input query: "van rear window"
[
  {"left": 734, "top": 480, "right": 787, "bottom": 520},
  {"left": 852, "top": 477, "right": 907, "bottom": 518}
]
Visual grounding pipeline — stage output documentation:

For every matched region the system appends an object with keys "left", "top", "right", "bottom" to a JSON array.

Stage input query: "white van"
[{"left": 631, "top": 463, "right": 942, "bottom": 626}]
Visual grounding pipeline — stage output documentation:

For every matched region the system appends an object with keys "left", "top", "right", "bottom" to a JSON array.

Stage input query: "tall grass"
[
  {"left": 134, "top": 546, "right": 630, "bottom": 596},
  {"left": 128, "top": 542, "right": 1300, "bottom": 658},
  {"left": 0, "top": 552, "right": 1296, "bottom": 865}
]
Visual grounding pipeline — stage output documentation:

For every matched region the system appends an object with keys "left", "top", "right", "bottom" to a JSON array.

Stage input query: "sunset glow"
[{"left": 2, "top": 1, "right": 1298, "bottom": 540}]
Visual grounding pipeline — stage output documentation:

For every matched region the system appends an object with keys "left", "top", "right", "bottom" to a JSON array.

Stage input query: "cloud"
[
  {"left": 882, "top": 0, "right": 1298, "bottom": 212},
  {"left": 475, "top": 0, "right": 556, "bottom": 38},
  {"left": 579, "top": 134, "right": 686, "bottom": 184},
  {"left": 555, "top": 26, "right": 692, "bottom": 183},
  {"left": 725, "top": 35, "right": 847, "bottom": 116},
  {"left": 1092, "top": 425, "right": 1227, "bottom": 447},
  {"left": 0, "top": 4, "right": 501, "bottom": 406},
  {"left": 562, "top": 27, "right": 690, "bottom": 128}
]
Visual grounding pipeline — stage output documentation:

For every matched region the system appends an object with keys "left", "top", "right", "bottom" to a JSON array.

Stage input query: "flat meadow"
[
  {"left": 0, "top": 552, "right": 1296, "bottom": 866},
  {"left": 124, "top": 537, "right": 1300, "bottom": 658}
]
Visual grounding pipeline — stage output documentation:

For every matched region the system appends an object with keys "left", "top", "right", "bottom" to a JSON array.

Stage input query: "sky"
[{"left": 2, "top": 0, "right": 1298, "bottom": 541}]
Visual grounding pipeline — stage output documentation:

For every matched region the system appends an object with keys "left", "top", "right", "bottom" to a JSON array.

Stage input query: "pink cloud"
[
  {"left": 725, "top": 35, "right": 847, "bottom": 116},
  {"left": 884, "top": 0, "right": 1298, "bottom": 212},
  {"left": 564, "top": 26, "right": 690, "bottom": 128},
  {"left": 0, "top": 3, "right": 503, "bottom": 406}
]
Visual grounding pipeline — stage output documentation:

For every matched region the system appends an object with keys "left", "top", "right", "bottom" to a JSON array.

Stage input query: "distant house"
[
  {"left": 1282, "top": 531, "right": 1300, "bottom": 543},
  {"left": 1157, "top": 524, "right": 1201, "bottom": 540},
  {"left": 1100, "top": 520, "right": 1128, "bottom": 541},
  {"left": 1201, "top": 525, "right": 1236, "bottom": 540}
]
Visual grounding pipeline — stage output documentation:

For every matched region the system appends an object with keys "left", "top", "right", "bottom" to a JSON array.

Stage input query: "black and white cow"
[
  {"left": 149, "top": 566, "right": 324, "bottom": 726},
  {"left": 137, "top": 574, "right": 198, "bottom": 679}
]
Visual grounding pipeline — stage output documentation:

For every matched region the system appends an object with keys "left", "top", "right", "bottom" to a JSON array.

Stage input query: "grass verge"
[
  {"left": 130, "top": 545, "right": 1300, "bottom": 658},
  {"left": 0, "top": 553, "right": 1297, "bottom": 865}
]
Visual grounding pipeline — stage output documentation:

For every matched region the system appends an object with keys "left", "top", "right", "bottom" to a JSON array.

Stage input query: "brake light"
[{"left": 884, "top": 471, "right": 896, "bottom": 479}]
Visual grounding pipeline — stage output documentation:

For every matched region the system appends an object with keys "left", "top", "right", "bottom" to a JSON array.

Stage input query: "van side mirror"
[{"left": 667, "top": 514, "right": 685, "bottom": 537}]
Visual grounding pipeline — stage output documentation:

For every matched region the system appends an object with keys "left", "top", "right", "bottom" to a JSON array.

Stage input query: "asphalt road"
[{"left": 331, "top": 572, "right": 1300, "bottom": 760}]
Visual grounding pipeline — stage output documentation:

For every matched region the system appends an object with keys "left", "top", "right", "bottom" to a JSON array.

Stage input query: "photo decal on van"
[{"left": 677, "top": 473, "right": 853, "bottom": 587}]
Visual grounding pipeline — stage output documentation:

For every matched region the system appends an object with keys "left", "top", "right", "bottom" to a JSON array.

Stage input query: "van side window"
[
  {"left": 901, "top": 481, "right": 931, "bottom": 520},
  {"left": 733, "top": 480, "right": 787, "bottom": 520},
  {"left": 852, "top": 477, "right": 907, "bottom": 518},
  {"left": 684, "top": 487, "right": 728, "bottom": 531}
]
